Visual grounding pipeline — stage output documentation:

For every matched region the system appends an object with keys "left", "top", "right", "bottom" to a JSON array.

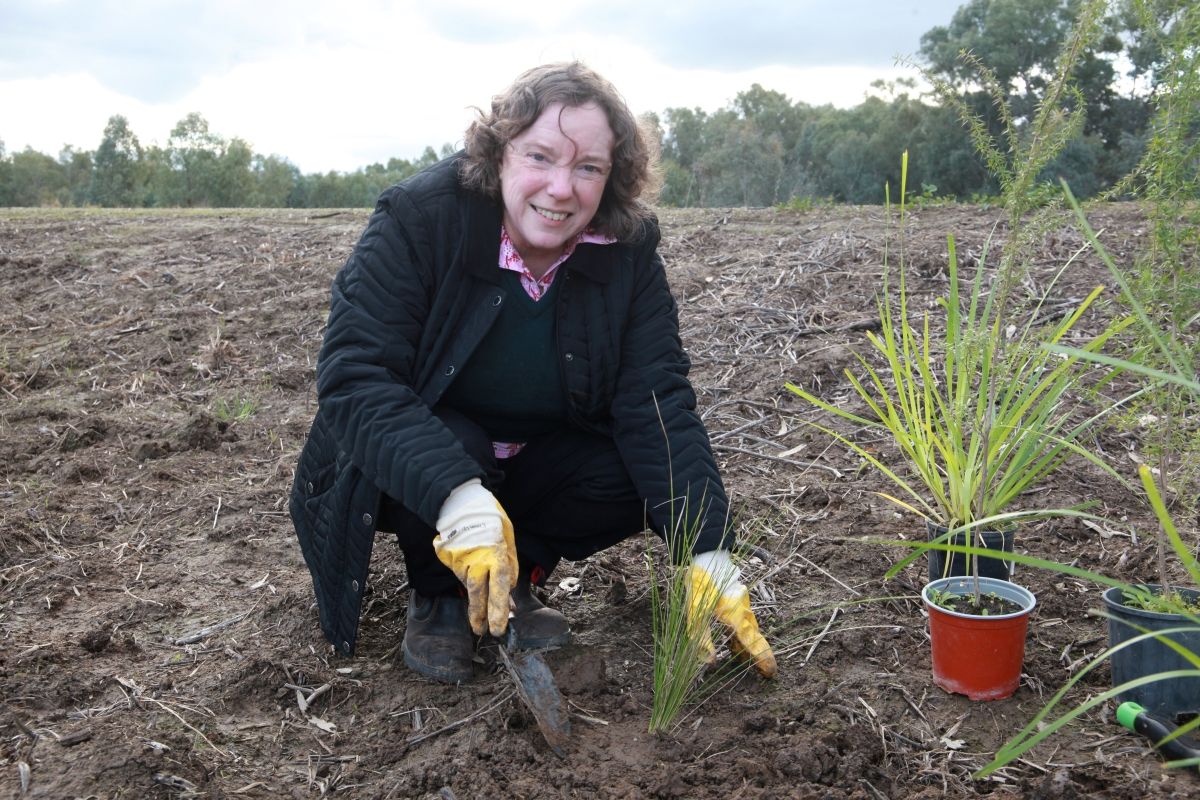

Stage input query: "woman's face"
[{"left": 498, "top": 102, "right": 614, "bottom": 273}]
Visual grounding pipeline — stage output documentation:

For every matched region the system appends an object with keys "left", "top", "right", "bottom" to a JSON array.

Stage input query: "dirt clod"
[
  {"left": 555, "top": 650, "right": 608, "bottom": 695},
  {"left": 79, "top": 628, "right": 111, "bottom": 653}
]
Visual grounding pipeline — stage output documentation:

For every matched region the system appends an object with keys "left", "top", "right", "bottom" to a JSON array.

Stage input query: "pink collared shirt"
[
  {"left": 499, "top": 225, "right": 615, "bottom": 301},
  {"left": 491, "top": 226, "right": 616, "bottom": 459}
]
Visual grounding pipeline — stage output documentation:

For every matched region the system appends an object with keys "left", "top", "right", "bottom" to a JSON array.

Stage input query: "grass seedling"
[
  {"left": 645, "top": 395, "right": 767, "bottom": 734},
  {"left": 213, "top": 395, "right": 258, "bottom": 423},
  {"left": 645, "top": 480, "right": 769, "bottom": 733},
  {"left": 646, "top": 502, "right": 718, "bottom": 734}
]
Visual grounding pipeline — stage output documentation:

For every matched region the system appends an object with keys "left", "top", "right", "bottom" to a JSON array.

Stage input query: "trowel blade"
[{"left": 500, "top": 647, "right": 571, "bottom": 756}]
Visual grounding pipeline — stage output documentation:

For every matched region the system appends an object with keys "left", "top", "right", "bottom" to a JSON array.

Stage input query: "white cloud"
[
  {"left": 1, "top": 0, "right": 958, "bottom": 173},
  {"left": 0, "top": 73, "right": 153, "bottom": 155}
]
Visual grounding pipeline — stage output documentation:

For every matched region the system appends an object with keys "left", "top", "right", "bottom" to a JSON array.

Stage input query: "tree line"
[
  {"left": 0, "top": 111, "right": 455, "bottom": 209},
  {"left": 0, "top": 1, "right": 1191, "bottom": 209},
  {"left": 653, "top": 0, "right": 1186, "bottom": 206}
]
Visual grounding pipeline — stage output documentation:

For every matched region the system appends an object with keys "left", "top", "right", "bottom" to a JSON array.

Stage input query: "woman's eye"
[{"left": 528, "top": 152, "right": 548, "bottom": 163}]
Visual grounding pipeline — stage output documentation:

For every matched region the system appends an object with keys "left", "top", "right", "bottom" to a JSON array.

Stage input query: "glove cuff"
[
  {"left": 435, "top": 478, "right": 503, "bottom": 549},
  {"left": 692, "top": 549, "right": 742, "bottom": 598},
  {"left": 437, "top": 478, "right": 487, "bottom": 527},
  {"left": 441, "top": 478, "right": 484, "bottom": 510}
]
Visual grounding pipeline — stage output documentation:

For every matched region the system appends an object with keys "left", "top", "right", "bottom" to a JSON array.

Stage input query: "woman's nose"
[{"left": 546, "top": 165, "right": 573, "bottom": 198}]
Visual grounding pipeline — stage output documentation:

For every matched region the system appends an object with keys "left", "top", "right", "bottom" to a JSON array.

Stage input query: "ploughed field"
[{"left": 1, "top": 204, "right": 1195, "bottom": 799}]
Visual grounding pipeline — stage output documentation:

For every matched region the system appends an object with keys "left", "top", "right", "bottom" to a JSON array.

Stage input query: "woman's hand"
[
  {"left": 433, "top": 479, "right": 518, "bottom": 637},
  {"left": 685, "top": 550, "right": 778, "bottom": 678}
]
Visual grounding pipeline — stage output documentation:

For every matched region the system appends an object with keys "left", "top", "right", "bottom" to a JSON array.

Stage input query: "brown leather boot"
[
  {"left": 402, "top": 590, "right": 474, "bottom": 683},
  {"left": 507, "top": 580, "right": 571, "bottom": 650}
]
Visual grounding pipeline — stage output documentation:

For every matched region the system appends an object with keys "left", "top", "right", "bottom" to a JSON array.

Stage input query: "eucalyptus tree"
[
  {"left": 90, "top": 115, "right": 142, "bottom": 207},
  {"left": 57, "top": 146, "right": 93, "bottom": 207},
  {"left": 167, "top": 112, "right": 224, "bottom": 207}
]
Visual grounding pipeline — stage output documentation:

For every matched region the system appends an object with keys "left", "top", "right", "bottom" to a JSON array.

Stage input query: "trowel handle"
[{"left": 1116, "top": 702, "right": 1200, "bottom": 768}]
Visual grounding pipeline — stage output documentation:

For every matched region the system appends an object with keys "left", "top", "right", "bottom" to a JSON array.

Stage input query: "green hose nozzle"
[
  {"left": 1116, "top": 701, "right": 1200, "bottom": 771},
  {"left": 1116, "top": 701, "right": 1146, "bottom": 731}
]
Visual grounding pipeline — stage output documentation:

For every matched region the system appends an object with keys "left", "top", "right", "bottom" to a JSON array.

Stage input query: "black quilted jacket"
[{"left": 290, "top": 155, "right": 730, "bottom": 655}]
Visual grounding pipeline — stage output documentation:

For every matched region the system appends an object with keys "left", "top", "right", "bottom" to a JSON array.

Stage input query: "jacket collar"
[
  {"left": 463, "top": 190, "right": 503, "bottom": 283},
  {"left": 461, "top": 188, "right": 618, "bottom": 285},
  {"left": 561, "top": 239, "right": 618, "bottom": 284}
]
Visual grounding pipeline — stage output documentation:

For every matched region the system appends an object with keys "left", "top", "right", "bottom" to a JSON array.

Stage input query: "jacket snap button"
[
  {"left": 492, "top": 295, "right": 502, "bottom": 306},
  {"left": 444, "top": 365, "right": 455, "bottom": 376},
  {"left": 564, "top": 352, "right": 574, "bottom": 361},
  {"left": 351, "top": 579, "right": 359, "bottom": 592},
  {"left": 342, "top": 641, "right": 350, "bottom": 653},
  {"left": 306, "top": 481, "right": 314, "bottom": 494},
  {"left": 362, "top": 512, "right": 373, "bottom": 526}
]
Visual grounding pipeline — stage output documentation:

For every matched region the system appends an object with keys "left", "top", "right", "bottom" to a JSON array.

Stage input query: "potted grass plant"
[
  {"left": 1087, "top": 213, "right": 1200, "bottom": 723},
  {"left": 785, "top": 154, "right": 1129, "bottom": 699},
  {"left": 972, "top": 178, "right": 1200, "bottom": 771},
  {"left": 787, "top": 4, "right": 1141, "bottom": 700},
  {"left": 1101, "top": 468, "right": 1200, "bottom": 722},
  {"left": 975, "top": 429, "right": 1200, "bottom": 771},
  {"left": 787, "top": 3, "right": 1139, "bottom": 579},
  {"left": 1059, "top": 151, "right": 1200, "bottom": 723}
]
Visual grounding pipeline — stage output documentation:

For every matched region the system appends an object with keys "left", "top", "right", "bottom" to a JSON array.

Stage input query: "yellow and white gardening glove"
[
  {"left": 685, "top": 550, "right": 778, "bottom": 678},
  {"left": 433, "top": 479, "right": 518, "bottom": 637}
]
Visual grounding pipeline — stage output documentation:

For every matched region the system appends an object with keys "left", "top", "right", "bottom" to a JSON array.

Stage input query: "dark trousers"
[{"left": 377, "top": 408, "right": 648, "bottom": 595}]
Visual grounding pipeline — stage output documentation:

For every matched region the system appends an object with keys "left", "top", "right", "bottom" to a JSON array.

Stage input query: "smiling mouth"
[{"left": 533, "top": 206, "right": 570, "bottom": 222}]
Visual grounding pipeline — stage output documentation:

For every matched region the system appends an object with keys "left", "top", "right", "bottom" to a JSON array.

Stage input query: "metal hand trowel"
[{"left": 496, "top": 644, "right": 571, "bottom": 756}]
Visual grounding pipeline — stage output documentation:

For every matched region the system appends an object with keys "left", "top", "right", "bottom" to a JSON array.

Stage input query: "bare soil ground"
[{"left": 2, "top": 203, "right": 1197, "bottom": 799}]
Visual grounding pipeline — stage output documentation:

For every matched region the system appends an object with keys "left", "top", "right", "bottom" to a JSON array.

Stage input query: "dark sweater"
[{"left": 441, "top": 270, "right": 566, "bottom": 441}]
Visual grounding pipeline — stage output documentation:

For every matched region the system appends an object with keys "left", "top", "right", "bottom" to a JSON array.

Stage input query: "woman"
[{"left": 291, "top": 62, "right": 776, "bottom": 684}]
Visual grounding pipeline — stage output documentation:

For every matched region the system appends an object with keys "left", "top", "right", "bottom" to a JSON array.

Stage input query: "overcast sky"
[{"left": 1, "top": 0, "right": 965, "bottom": 174}]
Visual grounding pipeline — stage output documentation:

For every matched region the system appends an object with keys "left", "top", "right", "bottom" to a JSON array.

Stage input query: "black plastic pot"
[
  {"left": 1103, "top": 585, "right": 1200, "bottom": 723},
  {"left": 926, "top": 521, "right": 1015, "bottom": 582}
]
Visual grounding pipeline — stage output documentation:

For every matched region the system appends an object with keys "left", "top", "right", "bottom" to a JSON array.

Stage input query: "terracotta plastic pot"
[
  {"left": 923, "top": 576, "right": 1036, "bottom": 701},
  {"left": 1103, "top": 585, "right": 1200, "bottom": 723}
]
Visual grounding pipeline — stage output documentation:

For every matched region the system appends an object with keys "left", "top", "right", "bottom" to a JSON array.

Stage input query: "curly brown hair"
[{"left": 460, "top": 61, "right": 661, "bottom": 243}]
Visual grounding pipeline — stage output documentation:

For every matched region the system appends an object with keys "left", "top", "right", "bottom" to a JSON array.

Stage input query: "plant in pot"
[
  {"left": 971, "top": 446, "right": 1200, "bottom": 772},
  {"left": 1054, "top": 121, "right": 1200, "bottom": 721},
  {"left": 974, "top": 89, "right": 1200, "bottom": 766},
  {"left": 786, "top": 7, "right": 1138, "bottom": 698},
  {"left": 1103, "top": 466, "right": 1200, "bottom": 723},
  {"left": 879, "top": 1, "right": 1200, "bottom": 775},
  {"left": 1078, "top": 5, "right": 1200, "bottom": 723},
  {"left": 1094, "top": 273, "right": 1200, "bottom": 723},
  {"left": 786, "top": 161, "right": 1130, "bottom": 507},
  {"left": 812, "top": 18, "right": 1149, "bottom": 562},
  {"left": 960, "top": 4, "right": 1200, "bottom": 765},
  {"left": 963, "top": 197, "right": 1200, "bottom": 771},
  {"left": 784, "top": 157, "right": 1131, "bottom": 697}
]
